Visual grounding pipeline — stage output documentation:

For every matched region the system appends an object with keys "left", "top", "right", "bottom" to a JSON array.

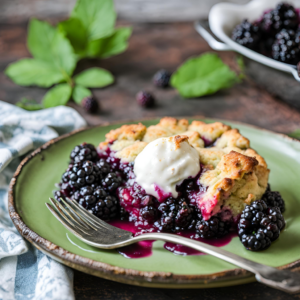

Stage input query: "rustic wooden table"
[{"left": 1, "top": 20, "right": 300, "bottom": 300}]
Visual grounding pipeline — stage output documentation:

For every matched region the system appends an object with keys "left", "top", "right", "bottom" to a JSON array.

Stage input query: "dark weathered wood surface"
[
  {"left": 0, "top": 0, "right": 249, "bottom": 23},
  {"left": 1, "top": 20, "right": 300, "bottom": 300}
]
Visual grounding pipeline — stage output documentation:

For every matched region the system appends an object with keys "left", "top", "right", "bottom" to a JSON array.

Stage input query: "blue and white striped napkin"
[{"left": 0, "top": 101, "right": 86, "bottom": 300}]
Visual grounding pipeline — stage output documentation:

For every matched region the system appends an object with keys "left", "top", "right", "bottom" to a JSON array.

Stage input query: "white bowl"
[{"left": 195, "top": 0, "right": 300, "bottom": 82}]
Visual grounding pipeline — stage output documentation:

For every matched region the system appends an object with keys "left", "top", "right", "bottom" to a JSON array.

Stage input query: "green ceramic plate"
[{"left": 9, "top": 118, "right": 300, "bottom": 288}]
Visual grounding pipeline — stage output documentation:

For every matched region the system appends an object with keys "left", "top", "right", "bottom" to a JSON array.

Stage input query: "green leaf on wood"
[
  {"left": 288, "top": 129, "right": 300, "bottom": 140},
  {"left": 72, "top": 85, "right": 92, "bottom": 104},
  {"left": 170, "top": 53, "right": 239, "bottom": 98},
  {"left": 87, "top": 27, "right": 132, "bottom": 58},
  {"left": 16, "top": 98, "right": 44, "bottom": 111},
  {"left": 5, "top": 59, "right": 65, "bottom": 87},
  {"left": 42, "top": 83, "right": 72, "bottom": 108},
  {"left": 74, "top": 67, "right": 114, "bottom": 88},
  {"left": 71, "top": 0, "right": 116, "bottom": 41},
  {"left": 27, "top": 19, "right": 76, "bottom": 76},
  {"left": 58, "top": 18, "right": 88, "bottom": 55}
]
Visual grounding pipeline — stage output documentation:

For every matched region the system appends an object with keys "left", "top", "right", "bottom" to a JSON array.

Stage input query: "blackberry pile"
[
  {"left": 261, "top": 2, "right": 298, "bottom": 33},
  {"left": 55, "top": 143, "right": 123, "bottom": 221},
  {"left": 238, "top": 200, "right": 285, "bottom": 251},
  {"left": 232, "top": 2, "right": 300, "bottom": 65}
]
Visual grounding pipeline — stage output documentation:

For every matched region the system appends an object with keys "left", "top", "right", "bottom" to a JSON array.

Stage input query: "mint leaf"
[
  {"left": 16, "top": 98, "right": 44, "bottom": 111},
  {"left": 42, "top": 83, "right": 72, "bottom": 108},
  {"left": 171, "top": 53, "right": 239, "bottom": 98},
  {"left": 58, "top": 18, "right": 88, "bottom": 55},
  {"left": 87, "top": 27, "right": 132, "bottom": 58},
  {"left": 73, "top": 85, "right": 92, "bottom": 104},
  {"left": 288, "top": 129, "right": 300, "bottom": 140},
  {"left": 27, "top": 19, "right": 76, "bottom": 76},
  {"left": 71, "top": 0, "right": 116, "bottom": 41},
  {"left": 74, "top": 67, "right": 114, "bottom": 88},
  {"left": 5, "top": 58, "right": 64, "bottom": 87}
]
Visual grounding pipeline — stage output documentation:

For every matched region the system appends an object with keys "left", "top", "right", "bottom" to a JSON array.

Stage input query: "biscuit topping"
[{"left": 134, "top": 135, "right": 200, "bottom": 201}]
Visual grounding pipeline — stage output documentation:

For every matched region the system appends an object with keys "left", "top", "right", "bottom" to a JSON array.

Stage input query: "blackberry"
[
  {"left": 105, "top": 155, "right": 121, "bottom": 172},
  {"left": 136, "top": 91, "right": 155, "bottom": 108},
  {"left": 154, "top": 197, "right": 178, "bottom": 232},
  {"left": 101, "top": 172, "right": 122, "bottom": 192},
  {"left": 261, "top": 2, "right": 298, "bottom": 34},
  {"left": 119, "top": 162, "right": 135, "bottom": 180},
  {"left": 262, "top": 191, "right": 285, "bottom": 213},
  {"left": 140, "top": 206, "right": 157, "bottom": 223},
  {"left": 154, "top": 197, "right": 195, "bottom": 232},
  {"left": 72, "top": 186, "right": 101, "bottom": 207},
  {"left": 72, "top": 185, "right": 118, "bottom": 221},
  {"left": 238, "top": 200, "right": 285, "bottom": 251},
  {"left": 81, "top": 96, "right": 99, "bottom": 114},
  {"left": 232, "top": 20, "right": 261, "bottom": 49},
  {"left": 70, "top": 143, "right": 98, "bottom": 164},
  {"left": 92, "top": 195, "right": 118, "bottom": 221},
  {"left": 153, "top": 70, "right": 171, "bottom": 88},
  {"left": 61, "top": 161, "right": 101, "bottom": 191},
  {"left": 272, "top": 29, "right": 300, "bottom": 64},
  {"left": 174, "top": 199, "right": 196, "bottom": 231},
  {"left": 96, "top": 158, "right": 111, "bottom": 175},
  {"left": 54, "top": 190, "right": 65, "bottom": 202},
  {"left": 196, "top": 216, "right": 229, "bottom": 239},
  {"left": 117, "top": 182, "right": 147, "bottom": 210},
  {"left": 120, "top": 206, "right": 129, "bottom": 221}
]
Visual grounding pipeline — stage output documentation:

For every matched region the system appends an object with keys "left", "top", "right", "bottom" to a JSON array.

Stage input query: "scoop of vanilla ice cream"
[{"left": 134, "top": 135, "right": 200, "bottom": 200}]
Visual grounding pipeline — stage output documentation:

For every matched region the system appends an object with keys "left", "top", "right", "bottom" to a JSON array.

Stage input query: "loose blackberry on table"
[
  {"left": 81, "top": 96, "right": 99, "bottom": 114},
  {"left": 153, "top": 69, "right": 171, "bottom": 88},
  {"left": 136, "top": 91, "right": 155, "bottom": 108}
]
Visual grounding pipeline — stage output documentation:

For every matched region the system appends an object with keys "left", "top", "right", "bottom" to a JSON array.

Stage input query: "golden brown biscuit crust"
[{"left": 105, "top": 123, "right": 147, "bottom": 142}]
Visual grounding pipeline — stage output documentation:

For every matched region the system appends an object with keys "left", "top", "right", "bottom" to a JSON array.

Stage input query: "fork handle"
[{"left": 132, "top": 233, "right": 300, "bottom": 294}]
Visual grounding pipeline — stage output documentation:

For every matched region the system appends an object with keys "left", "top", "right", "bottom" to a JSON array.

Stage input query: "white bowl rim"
[{"left": 208, "top": 0, "right": 300, "bottom": 81}]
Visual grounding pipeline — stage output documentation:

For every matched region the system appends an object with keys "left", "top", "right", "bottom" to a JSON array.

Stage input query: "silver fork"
[{"left": 46, "top": 197, "right": 300, "bottom": 294}]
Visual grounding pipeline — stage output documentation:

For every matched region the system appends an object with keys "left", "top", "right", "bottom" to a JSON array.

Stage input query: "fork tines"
[{"left": 46, "top": 197, "right": 111, "bottom": 236}]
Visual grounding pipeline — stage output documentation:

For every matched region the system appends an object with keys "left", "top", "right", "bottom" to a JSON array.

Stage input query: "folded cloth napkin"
[{"left": 0, "top": 101, "right": 87, "bottom": 300}]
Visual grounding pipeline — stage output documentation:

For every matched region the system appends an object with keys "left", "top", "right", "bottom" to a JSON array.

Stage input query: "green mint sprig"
[
  {"left": 5, "top": 0, "right": 131, "bottom": 110},
  {"left": 170, "top": 53, "right": 240, "bottom": 98}
]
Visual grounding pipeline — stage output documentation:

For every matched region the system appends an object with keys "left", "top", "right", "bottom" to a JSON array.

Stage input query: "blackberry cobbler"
[{"left": 55, "top": 117, "right": 286, "bottom": 252}]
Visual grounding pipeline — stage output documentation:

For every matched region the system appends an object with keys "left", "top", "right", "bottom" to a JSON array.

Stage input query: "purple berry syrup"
[{"left": 109, "top": 220, "right": 236, "bottom": 258}]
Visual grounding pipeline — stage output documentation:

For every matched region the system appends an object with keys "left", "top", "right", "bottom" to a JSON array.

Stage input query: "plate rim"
[{"left": 8, "top": 117, "right": 300, "bottom": 288}]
